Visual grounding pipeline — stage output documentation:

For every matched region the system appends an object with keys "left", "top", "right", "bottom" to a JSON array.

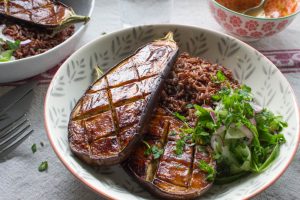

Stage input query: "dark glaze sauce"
[
  {"left": 123, "top": 107, "right": 215, "bottom": 200},
  {"left": 68, "top": 34, "right": 178, "bottom": 166}
]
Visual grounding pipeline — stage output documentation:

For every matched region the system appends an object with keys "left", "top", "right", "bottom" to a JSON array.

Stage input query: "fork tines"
[{"left": 0, "top": 114, "right": 33, "bottom": 157}]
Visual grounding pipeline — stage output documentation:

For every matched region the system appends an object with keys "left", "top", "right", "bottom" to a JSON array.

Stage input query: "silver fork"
[
  {"left": 0, "top": 114, "right": 33, "bottom": 157},
  {"left": 0, "top": 81, "right": 36, "bottom": 157}
]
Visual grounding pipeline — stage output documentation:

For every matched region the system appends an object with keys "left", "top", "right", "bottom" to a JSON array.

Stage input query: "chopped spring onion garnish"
[
  {"left": 38, "top": 161, "right": 48, "bottom": 172},
  {"left": 143, "top": 140, "right": 164, "bottom": 160}
]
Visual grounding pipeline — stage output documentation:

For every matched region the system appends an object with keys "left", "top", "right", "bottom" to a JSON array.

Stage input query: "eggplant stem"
[
  {"left": 158, "top": 32, "right": 175, "bottom": 42},
  {"left": 54, "top": 14, "right": 90, "bottom": 31},
  {"left": 60, "top": 15, "right": 90, "bottom": 26}
]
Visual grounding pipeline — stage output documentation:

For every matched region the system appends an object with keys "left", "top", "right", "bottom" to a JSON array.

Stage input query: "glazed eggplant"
[
  {"left": 0, "top": 0, "right": 90, "bottom": 29},
  {"left": 68, "top": 32, "right": 179, "bottom": 166},
  {"left": 123, "top": 107, "right": 216, "bottom": 200}
]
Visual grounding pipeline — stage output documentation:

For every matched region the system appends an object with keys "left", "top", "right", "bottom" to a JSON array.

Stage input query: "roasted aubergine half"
[
  {"left": 123, "top": 107, "right": 216, "bottom": 200},
  {"left": 0, "top": 0, "right": 90, "bottom": 29},
  {"left": 68, "top": 32, "right": 179, "bottom": 166}
]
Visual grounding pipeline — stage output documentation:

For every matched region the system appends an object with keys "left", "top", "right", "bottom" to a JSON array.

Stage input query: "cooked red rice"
[
  {"left": 1, "top": 18, "right": 75, "bottom": 59},
  {"left": 160, "top": 53, "right": 239, "bottom": 122}
]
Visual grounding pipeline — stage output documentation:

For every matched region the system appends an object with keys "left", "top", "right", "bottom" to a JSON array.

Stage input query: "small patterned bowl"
[
  {"left": 45, "top": 24, "right": 299, "bottom": 200},
  {"left": 209, "top": 0, "right": 300, "bottom": 42}
]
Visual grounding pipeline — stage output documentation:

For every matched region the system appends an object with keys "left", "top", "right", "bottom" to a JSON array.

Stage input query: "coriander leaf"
[
  {"left": 7, "top": 40, "right": 20, "bottom": 51},
  {"left": 31, "top": 144, "right": 37, "bottom": 153},
  {"left": 211, "top": 87, "right": 231, "bottom": 101},
  {"left": 256, "top": 143, "right": 280, "bottom": 173},
  {"left": 143, "top": 140, "right": 164, "bottom": 159},
  {"left": 256, "top": 109, "right": 287, "bottom": 132},
  {"left": 255, "top": 109, "right": 287, "bottom": 145},
  {"left": 216, "top": 70, "right": 226, "bottom": 82},
  {"left": 38, "top": 161, "right": 48, "bottom": 172},
  {"left": 198, "top": 160, "right": 215, "bottom": 181},
  {"left": 211, "top": 94, "right": 221, "bottom": 101},
  {"left": 151, "top": 146, "right": 164, "bottom": 159},
  {"left": 0, "top": 39, "right": 20, "bottom": 62},
  {"left": 0, "top": 50, "right": 14, "bottom": 62},
  {"left": 173, "top": 112, "right": 186, "bottom": 122},
  {"left": 192, "top": 105, "right": 216, "bottom": 144},
  {"left": 241, "top": 85, "right": 251, "bottom": 93},
  {"left": 175, "top": 137, "right": 185, "bottom": 155}
]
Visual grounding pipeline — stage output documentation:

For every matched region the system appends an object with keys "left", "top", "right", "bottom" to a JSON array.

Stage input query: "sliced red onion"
[
  {"left": 21, "top": 39, "right": 32, "bottom": 45},
  {"left": 202, "top": 105, "right": 212, "bottom": 109},
  {"left": 210, "top": 111, "right": 217, "bottom": 123},
  {"left": 249, "top": 118, "right": 256, "bottom": 126},
  {"left": 251, "top": 103, "right": 263, "bottom": 113}
]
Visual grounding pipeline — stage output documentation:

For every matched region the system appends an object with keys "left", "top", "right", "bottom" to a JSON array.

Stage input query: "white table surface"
[{"left": 1, "top": 0, "right": 300, "bottom": 199}]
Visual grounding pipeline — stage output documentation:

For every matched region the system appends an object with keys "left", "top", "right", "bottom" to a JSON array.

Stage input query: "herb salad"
[
  {"left": 173, "top": 85, "right": 287, "bottom": 183},
  {"left": 0, "top": 38, "right": 20, "bottom": 62}
]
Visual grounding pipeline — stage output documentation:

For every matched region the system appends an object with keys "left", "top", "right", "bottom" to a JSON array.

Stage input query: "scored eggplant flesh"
[
  {"left": 123, "top": 107, "right": 216, "bottom": 200},
  {"left": 68, "top": 32, "right": 179, "bottom": 166},
  {"left": 0, "top": 0, "right": 90, "bottom": 29}
]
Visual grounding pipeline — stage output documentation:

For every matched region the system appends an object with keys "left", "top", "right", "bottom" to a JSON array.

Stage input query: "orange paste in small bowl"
[{"left": 216, "top": 0, "right": 299, "bottom": 18}]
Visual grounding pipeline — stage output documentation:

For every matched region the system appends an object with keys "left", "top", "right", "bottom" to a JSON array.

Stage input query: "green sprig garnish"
[
  {"left": 143, "top": 141, "right": 164, "bottom": 160},
  {"left": 31, "top": 144, "right": 37, "bottom": 153},
  {"left": 173, "top": 112, "right": 187, "bottom": 122},
  {"left": 38, "top": 161, "right": 48, "bottom": 172},
  {"left": 199, "top": 160, "right": 216, "bottom": 182},
  {"left": 0, "top": 39, "right": 20, "bottom": 62},
  {"left": 175, "top": 136, "right": 186, "bottom": 155},
  {"left": 173, "top": 105, "right": 216, "bottom": 155},
  {"left": 212, "top": 70, "right": 227, "bottom": 84}
]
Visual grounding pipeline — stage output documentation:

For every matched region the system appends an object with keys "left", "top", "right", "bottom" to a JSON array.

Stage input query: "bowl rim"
[
  {"left": 44, "top": 24, "right": 300, "bottom": 200},
  {"left": 0, "top": 0, "right": 95, "bottom": 65},
  {"left": 211, "top": 0, "right": 300, "bottom": 21}
]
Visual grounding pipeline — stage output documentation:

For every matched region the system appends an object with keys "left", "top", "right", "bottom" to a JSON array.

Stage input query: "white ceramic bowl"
[
  {"left": 209, "top": 0, "right": 300, "bottom": 42},
  {"left": 0, "top": 0, "right": 95, "bottom": 83},
  {"left": 45, "top": 25, "right": 299, "bottom": 200}
]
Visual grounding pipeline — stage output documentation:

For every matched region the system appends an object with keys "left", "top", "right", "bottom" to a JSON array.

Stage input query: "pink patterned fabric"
[{"left": 261, "top": 49, "right": 300, "bottom": 74}]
